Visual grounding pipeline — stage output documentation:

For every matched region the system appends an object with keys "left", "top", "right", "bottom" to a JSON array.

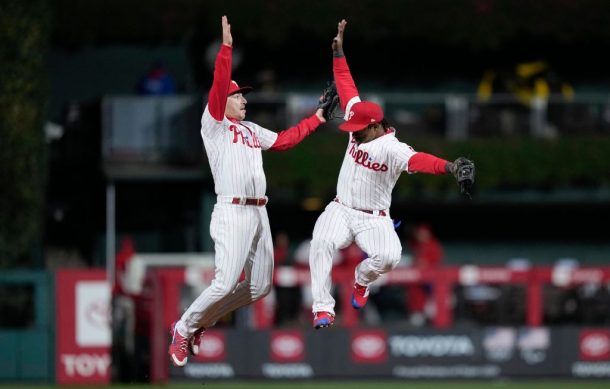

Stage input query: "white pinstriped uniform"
[
  {"left": 176, "top": 105, "right": 278, "bottom": 336},
  {"left": 309, "top": 117, "right": 417, "bottom": 315}
]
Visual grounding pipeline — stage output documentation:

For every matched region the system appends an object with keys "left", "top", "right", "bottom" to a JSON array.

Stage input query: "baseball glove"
[
  {"left": 317, "top": 81, "right": 341, "bottom": 121},
  {"left": 450, "top": 157, "right": 475, "bottom": 199}
]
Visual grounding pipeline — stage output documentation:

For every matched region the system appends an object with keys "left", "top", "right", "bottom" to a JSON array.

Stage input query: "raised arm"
[
  {"left": 207, "top": 16, "right": 233, "bottom": 121},
  {"left": 331, "top": 19, "right": 346, "bottom": 57},
  {"left": 332, "top": 19, "right": 360, "bottom": 117}
]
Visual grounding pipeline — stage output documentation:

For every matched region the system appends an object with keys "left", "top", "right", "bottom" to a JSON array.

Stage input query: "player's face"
[
  {"left": 353, "top": 124, "right": 378, "bottom": 143},
  {"left": 225, "top": 93, "right": 247, "bottom": 120}
]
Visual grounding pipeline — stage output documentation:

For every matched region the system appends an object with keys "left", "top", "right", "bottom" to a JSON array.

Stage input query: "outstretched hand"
[
  {"left": 332, "top": 19, "right": 347, "bottom": 55},
  {"left": 314, "top": 108, "right": 327, "bottom": 123},
  {"left": 222, "top": 15, "right": 232, "bottom": 47}
]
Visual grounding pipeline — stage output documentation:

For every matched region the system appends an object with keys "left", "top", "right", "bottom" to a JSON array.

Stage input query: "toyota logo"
[
  {"left": 200, "top": 335, "right": 224, "bottom": 358},
  {"left": 272, "top": 335, "right": 303, "bottom": 358},
  {"left": 352, "top": 334, "right": 386, "bottom": 359},
  {"left": 581, "top": 333, "right": 610, "bottom": 357}
]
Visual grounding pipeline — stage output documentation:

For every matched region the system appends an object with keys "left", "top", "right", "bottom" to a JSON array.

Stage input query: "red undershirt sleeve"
[
  {"left": 269, "top": 115, "right": 322, "bottom": 151},
  {"left": 333, "top": 56, "right": 360, "bottom": 112},
  {"left": 207, "top": 44, "right": 232, "bottom": 121},
  {"left": 408, "top": 152, "right": 449, "bottom": 175}
]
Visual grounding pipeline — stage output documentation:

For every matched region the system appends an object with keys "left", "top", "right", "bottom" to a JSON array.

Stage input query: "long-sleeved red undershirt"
[
  {"left": 208, "top": 44, "right": 320, "bottom": 151},
  {"left": 408, "top": 152, "right": 449, "bottom": 174},
  {"left": 269, "top": 115, "right": 321, "bottom": 151}
]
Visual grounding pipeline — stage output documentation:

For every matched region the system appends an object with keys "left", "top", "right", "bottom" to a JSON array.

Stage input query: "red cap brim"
[
  {"left": 338, "top": 121, "right": 369, "bottom": 132},
  {"left": 229, "top": 86, "right": 253, "bottom": 96}
]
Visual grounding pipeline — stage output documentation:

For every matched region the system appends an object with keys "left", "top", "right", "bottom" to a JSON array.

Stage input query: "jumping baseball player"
[
  {"left": 168, "top": 15, "right": 331, "bottom": 366},
  {"left": 309, "top": 19, "right": 475, "bottom": 329}
]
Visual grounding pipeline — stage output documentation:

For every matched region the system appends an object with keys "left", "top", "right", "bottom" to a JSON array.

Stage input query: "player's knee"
[
  {"left": 252, "top": 282, "right": 272, "bottom": 301},
  {"left": 379, "top": 250, "right": 401, "bottom": 272},
  {"left": 310, "top": 238, "right": 332, "bottom": 250},
  {"left": 210, "top": 279, "right": 238, "bottom": 297}
]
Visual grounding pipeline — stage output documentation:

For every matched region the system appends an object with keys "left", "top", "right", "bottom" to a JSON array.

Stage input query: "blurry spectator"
[
  {"left": 256, "top": 67, "right": 279, "bottom": 94},
  {"left": 113, "top": 236, "right": 136, "bottom": 296},
  {"left": 273, "top": 230, "right": 290, "bottom": 266},
  {"left": 272, "top": 231, "right": 302, "bottom": 326},
  {"left": 477, "top": 60, "right": 574, "bottom": 107},
  {"left": 136, "top": 60, "right": 177, "bottom": 95},
  {"left": 406, "top": 223, "right": 444, "bottom": 326},
  {"left": 475, "top": 60, "right": 574, "bottom": 137},
  {"left": 111, "top": 236, "right": 138, "bottom": 382},
  {"left": 544, "top": 258, "right": 580, "bottom": 324}
]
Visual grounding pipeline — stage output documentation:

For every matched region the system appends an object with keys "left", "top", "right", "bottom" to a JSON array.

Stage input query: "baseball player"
[
  {"left": 309, "top": 19, "right": 475, "bottom": 329},
  {"left": 169, "top": 15, "right": 328, "bottom": 366}
]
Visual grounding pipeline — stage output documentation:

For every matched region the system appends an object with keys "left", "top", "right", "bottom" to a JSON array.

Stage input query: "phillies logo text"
[
  {"left": 348, "top": 144, "right": 388, "bottom": 171},
  {"left": 229, "top": 125, "right": 261, "bottom": 148}
]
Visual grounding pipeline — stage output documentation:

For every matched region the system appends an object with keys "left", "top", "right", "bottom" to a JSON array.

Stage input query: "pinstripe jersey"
[
  {"left": 200, "top": 107, "right": 278, "bottom": 198},
  {"left": 336, "top": 131, "right": 416, "bottom": 211}
]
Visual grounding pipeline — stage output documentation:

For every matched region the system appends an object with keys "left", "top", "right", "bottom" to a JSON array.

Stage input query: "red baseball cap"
[
  {"left": 338, "top": 101, "right": 384, "bottom": 132},
  {"left": 228, "top": 80, "right": 253, "bottom": 96}
]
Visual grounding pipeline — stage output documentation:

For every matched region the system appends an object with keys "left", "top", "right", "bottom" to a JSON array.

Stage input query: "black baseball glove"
[
  {"left": 317, "top": 81, "right": 341, "bottom": 121},
  {"left": 450, "top": 157, "right": 475, "bottom": 199}
]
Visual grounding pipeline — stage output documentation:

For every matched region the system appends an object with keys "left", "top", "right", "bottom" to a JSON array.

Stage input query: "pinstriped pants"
[
  {"left": 309, "top": 201, "right": 402, "bottom": 316},
  {"left": 177, "top": 203, "right": 273, "bottom": 336}
]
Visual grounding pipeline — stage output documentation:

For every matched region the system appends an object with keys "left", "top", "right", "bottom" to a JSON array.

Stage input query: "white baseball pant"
[
  {"left": 309, "top": 201, "right": 402, "bottom": 315},
  {"left": 176, "top": 203, "right": 273, "bottom": 336}
]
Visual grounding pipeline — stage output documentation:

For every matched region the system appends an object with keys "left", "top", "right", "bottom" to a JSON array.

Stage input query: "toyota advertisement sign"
[
  {"left": 56, "top": 270, "right": 111, "bottom": 385},
  {"left": 168, "top": 326, "right": 610, "bottom": 381}
]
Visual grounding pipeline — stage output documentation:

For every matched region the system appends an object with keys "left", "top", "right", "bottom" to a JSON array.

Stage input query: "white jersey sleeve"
[
  {"left": 388, "top": 140, "right": 417, "bottom": 174},
  {"left": 201, "top": 105, "right": 223, "bottom": 139}
]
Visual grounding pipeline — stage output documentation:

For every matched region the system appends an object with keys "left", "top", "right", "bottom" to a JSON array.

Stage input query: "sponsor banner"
[
  {"left": 569, "top": 327, "right": 610, "bottom": 378},
  {"left": 261, "top": 363, "right": 314, "bottom": 378},
  {"left": 387, "top": 330, "right": 478, "bottom": 360},
  {"left": 192, "top": 331, "right": 226, "bottom": 362},
  {"left": 76, "top": 282, "right": 111, "bottom": 347},
  {"left": 481, "top": 326, "right": 559, "bottom": 376},
  {"left": 579, "top": 329, "right": 610, "bottom": 361},
  {"left": 168, "top": 326, "right": 592, "bottom": 381},
  {"left": 264, "top": 330, "right": 313, "bottom": 378},
  {"left": 351, "top": 329, "right": 387, "bottom": 364},
  {"left": 179, "top": 330, "right": 235, "bottom": 380},
  {"left": 393, "top": 364, "right": 501, "bottom": 378},
  {"left": 572, "top": 362, "right": 610, "bottom": 377},
  {"left": 483, "top": 327, "right": 516, "bottom": 362},
  {"left": 56, "top": 270, "right": 111, "bottom": 385},
  {"left": 184, "top": 363, "right": 235, "bottom": 379},
  {"left": 516, "top": 327, "right": 550, "bottom": 366},
  {"left": 270, "top": 330, "right": 305, "bottom": 362}
]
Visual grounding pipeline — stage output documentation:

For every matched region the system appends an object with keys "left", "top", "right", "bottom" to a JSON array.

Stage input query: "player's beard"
[
  {"left": 353, "top": 130, "right": 366, "bottom": 143},
  {"left": 353, "top": 128, "right": 373, "bottom": 143}
]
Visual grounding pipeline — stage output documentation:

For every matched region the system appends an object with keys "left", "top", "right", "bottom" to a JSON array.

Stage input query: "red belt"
[
  {"left": 333, "top": 198, "right": 386, "bottom": 216},
  {"left": 231, "top": 197, "right": 267, "bottom": 206}
]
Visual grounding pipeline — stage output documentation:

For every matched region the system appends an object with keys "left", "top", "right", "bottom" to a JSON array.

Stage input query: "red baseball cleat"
[
  {"left": 168, "top": 321, "right": 189, "bottom": 366},
  {"left": 351, "top": 282, "right": 370, "bottom": 309},
  {"left": 189, "top": 327, "right": 205, "bottom": 356},
  {"left": 313, "top": 311, "right": 335, "bottom": 329}
]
